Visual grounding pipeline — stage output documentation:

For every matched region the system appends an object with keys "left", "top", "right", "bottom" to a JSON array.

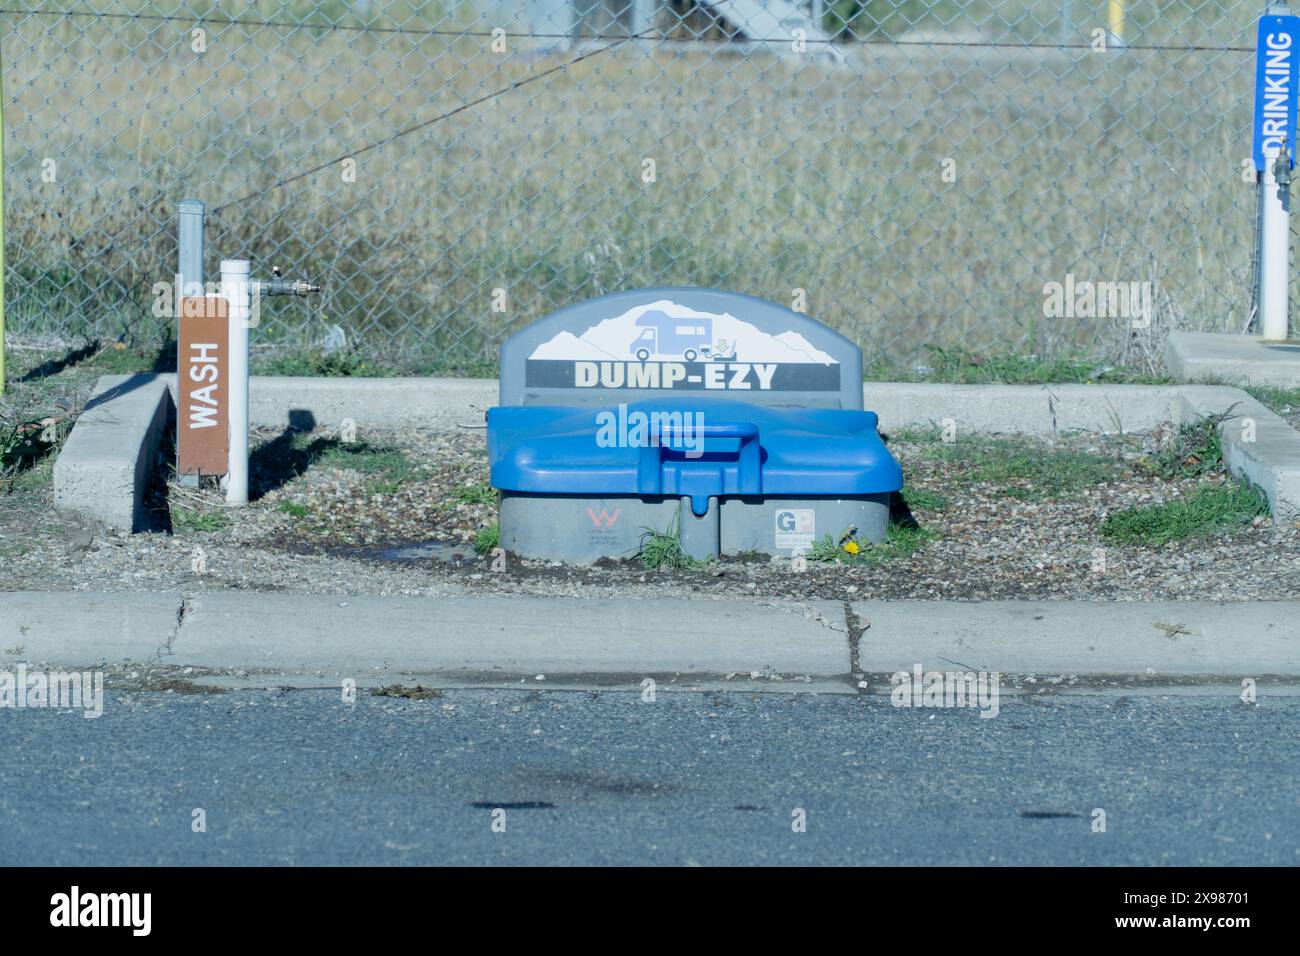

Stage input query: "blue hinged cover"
[{"left": 489, "top": 398, "right": 903, "bottom": 516}]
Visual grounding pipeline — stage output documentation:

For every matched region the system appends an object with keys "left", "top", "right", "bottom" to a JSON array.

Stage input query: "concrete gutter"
[
  {"left": 55, "top": 375, "right": 1300, "bottom": 531},
  {"left": 2, "top": 592, "right": 1297, "bottom": 682}
]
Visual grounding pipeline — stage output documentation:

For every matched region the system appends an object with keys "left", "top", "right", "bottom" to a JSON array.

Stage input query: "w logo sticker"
[{"left": 586, "top": 507, "right": 622, "bottom": 528}]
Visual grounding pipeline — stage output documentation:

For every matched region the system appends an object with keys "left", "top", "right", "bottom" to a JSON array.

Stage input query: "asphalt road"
[{"left": 1, "top": 686, "right": 1297, "bottom": 866}]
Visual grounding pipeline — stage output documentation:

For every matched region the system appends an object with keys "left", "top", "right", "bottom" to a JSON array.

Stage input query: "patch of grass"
[
  {"left": 1, "top": 417, "right": 64, "bottom": 493},
  {"left": 925, "top": 437, "right": 1119, "bottom": 500},
  {"left": 807, "top": 522, "right": 936, "bottom": 565},
  {"left": 1100, "top": 482, "right": 1269, "bottom": 546},
  {"left": 901, "top": 487, "right": 947, "bottom": 511},
  {"left": 319, "top": 442, "right": 417, "bottom": 493},
  {"left": 7, "top": 458, "right": 55, "bottom": 494},
  {"left": 171, "top": 506, "right": 231, "bottom": 533},
  {"left": 1, "top": 420, "right": 50, "bottom": 469},
  {"left": 1245, "top": 385, "right": 1300, "bottom": 416},
  {"left": 637, "top": 518, "right": 708, "bottom": 570},
  {"left": 88, "top": 343, "right": 159, "bottom": 375},
  {"left": 454, "top": 482, "right": 497, "bottom": 506},
  {"left": 883, "top": 425, "right": 946, "bottom": 444},
  {"left": 254, "top": 348, "right": 396, "bottom": 378},
  {"left": 1147, "top": 415, "right": 1226, "bottom": 480},
  {"left": 405, "top": 357, "right": 499, "bottom": 378},
  {"left": 807, "top": 533, "right": 847, "bottom": 562},
  {"left": 473, "top": 521, "right": 499, "bottom": 555},
  {"left": 873, "top": 347, "right": 1173, "bottom": 385},
  {"left": 278, "top": 500, "right": 309, "bottom": 518}
]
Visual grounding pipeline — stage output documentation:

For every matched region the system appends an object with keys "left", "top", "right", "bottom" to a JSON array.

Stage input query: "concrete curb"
[
  {"left": 1, "top": 592, "right": 846, "bottom": 678},
  {"left": 2, "top": 592, "right": 1297, "bottom": 680},
  {"left": 1181, "top": 386, "right": 1300, "bottom": 522},
  {"left": 852, "top": 600, "right": 1300, "bottom": 677},
  {"left": 1166, "top": 330, "right": 1300, "bottom": 389},
  {"left": 0, "top": 591, "right": 182, "bottom": 663},
  {"left": 53, "top": 374, "right": 171, "bottom": 530},
  {"left": 165, "top": 594, "right": 847, "bottom": 676}
]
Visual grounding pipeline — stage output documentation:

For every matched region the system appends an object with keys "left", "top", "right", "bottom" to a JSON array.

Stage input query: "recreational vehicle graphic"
[{"left": 629, "top": 310, "right": 735, "bottom": 362}]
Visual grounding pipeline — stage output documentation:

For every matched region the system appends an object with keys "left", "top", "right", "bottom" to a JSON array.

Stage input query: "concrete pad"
[
  {"left": 1180, "top": 386, "right": 1300, "bottom": 523},
  {"left": 53, "top": 373, "right": 171, "bottom": 531},
  {"left": 851, "top": 601, "right": 1300, "bottom": 677},
  {"left": 1166, "top": 331, "right": 1300, "bottom": 389},
  {"left": 247, "top": 376, "right": 496, "bottom": 431},
  {"left": 172, "top": 375, "right": 1188, "bottom": 435},
  {"left": 169, "top": 594, "right": 849, "bottom": 678},
  {"left": 865, "top": 383, "right": 1183, "bottom": 435},
  {"left": 0, "top": 591, "right": 181, "bottom": 665},
  {"left": 162, "top": 374, "right": 497, "bottom": 431}
]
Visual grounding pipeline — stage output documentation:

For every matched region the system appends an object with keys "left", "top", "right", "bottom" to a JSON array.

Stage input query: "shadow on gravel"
[
  {"left": 18, "top": 341, "right": 102, "bottom": 381},
  {"left": 889, "top": 491, "right": 919, "bottom": 529},
  {"left": 249, "top": 410, "right": 340, "bottom": 501}
]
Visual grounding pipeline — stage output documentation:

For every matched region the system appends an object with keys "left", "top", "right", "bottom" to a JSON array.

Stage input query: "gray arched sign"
[{"left": 499, "top": 287, "right": 862, "bottom": 409}]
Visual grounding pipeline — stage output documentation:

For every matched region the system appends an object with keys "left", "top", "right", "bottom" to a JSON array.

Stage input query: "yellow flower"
[{"left": 842, "top": 541, "right": 860, "bottom": 555}]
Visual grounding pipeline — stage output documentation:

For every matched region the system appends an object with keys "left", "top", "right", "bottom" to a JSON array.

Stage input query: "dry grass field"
[{"left": 0, "top": 3, "right": 1263, "bottom": 370}]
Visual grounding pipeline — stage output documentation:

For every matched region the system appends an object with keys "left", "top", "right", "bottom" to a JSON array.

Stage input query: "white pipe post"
[
  {"left": 221, "top": 259, "right": 252, "bottom": 504},
  {"left": 1259, "top": 143, "right": 1291, "bottom": 340}
]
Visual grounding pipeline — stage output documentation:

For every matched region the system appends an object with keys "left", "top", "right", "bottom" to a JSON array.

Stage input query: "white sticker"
[{"left": 774, "top": 509, "right": 815, "bottom": 551}]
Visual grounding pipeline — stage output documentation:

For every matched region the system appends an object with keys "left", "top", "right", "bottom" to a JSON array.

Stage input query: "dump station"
[{"left": 488, "top": 288, "right": 903, "bottom": 563}]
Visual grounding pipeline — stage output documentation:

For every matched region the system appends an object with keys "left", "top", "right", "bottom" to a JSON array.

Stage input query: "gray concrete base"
[
  {"left": 53, "top": 373, "right": 171, "bottom": 531},
  {"left": 499, "top": 491, "right": 891, "bottom": 563},
  {"left": 1166, "top": 331, "right": 1300, "bottom": 389},
  {"left": 2, "top": 592, "right": 1297, "bottom": 681}
]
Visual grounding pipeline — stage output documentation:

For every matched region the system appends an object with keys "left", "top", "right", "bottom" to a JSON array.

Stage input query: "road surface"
[{"left": 1, "top": 686, "right": 1296, "bottom": 865}]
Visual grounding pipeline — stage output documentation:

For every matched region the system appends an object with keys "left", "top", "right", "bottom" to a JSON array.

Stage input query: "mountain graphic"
[{"left": 527, "top": 300, "right": 838, "bottom": 364}]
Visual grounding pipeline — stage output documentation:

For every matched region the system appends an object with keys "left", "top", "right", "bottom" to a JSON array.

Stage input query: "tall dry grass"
[{"left": 0, "top": 5, "right": 1263, "bottom": 368}]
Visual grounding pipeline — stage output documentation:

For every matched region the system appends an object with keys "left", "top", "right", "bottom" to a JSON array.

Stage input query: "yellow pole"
[{"left": 1108, "top": 0, "right": 1125, "bottom": 46}]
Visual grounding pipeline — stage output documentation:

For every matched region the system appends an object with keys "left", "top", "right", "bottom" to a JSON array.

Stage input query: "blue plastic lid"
[{"left": 489, "top": 398, "right": 903, "bottom": 516}]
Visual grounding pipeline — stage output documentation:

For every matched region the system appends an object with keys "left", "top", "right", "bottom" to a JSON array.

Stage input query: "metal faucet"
[{"left": 255, "top": 266, "right": 321, "bottom": 297}]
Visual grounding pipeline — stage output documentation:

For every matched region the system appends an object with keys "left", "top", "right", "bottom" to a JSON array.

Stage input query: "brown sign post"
[{"left": 177, "top": 296, "right": 229, "bottom": 476}]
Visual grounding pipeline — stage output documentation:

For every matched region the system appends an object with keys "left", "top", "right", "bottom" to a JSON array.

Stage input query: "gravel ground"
[{"left": 4, "top": 415, "right": 1298, "bottom": 601}]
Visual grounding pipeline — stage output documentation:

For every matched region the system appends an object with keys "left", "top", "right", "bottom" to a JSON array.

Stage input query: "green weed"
[{"left": 1100, "top": 483, "right": 1269, "bottom": 546}]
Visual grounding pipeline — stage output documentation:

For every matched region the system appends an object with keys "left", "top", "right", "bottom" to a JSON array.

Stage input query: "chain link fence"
[{"left": 0, "top": 1, "right": 1266, "bottom": 373}]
